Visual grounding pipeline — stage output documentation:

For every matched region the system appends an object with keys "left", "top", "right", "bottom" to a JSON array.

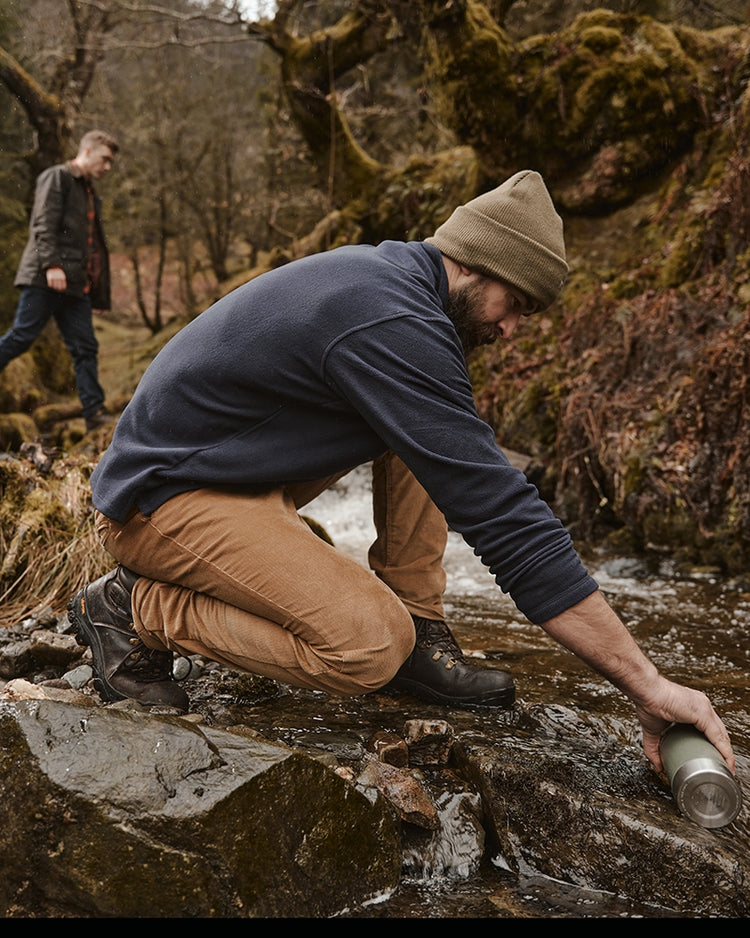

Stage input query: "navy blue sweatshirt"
[{"left": 91, "top": 241, "right": 598, "bottom": 623}]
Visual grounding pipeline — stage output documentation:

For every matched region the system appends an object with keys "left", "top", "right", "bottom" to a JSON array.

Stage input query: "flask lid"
[{"left": 672, "top": 757, "right": 743, "bottom": 829}]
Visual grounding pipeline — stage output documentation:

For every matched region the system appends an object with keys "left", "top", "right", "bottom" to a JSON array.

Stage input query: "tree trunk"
[{"left": 250, "top": 0, "right": 392, "bottom": 207}]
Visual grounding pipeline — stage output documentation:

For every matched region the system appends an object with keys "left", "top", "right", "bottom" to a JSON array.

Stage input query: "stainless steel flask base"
[
  {"left": 671, "top": 757, "right": 742, "bottom": 829},
  {"left": 661, "top": 723, "right": 742, "bottom": 829}
]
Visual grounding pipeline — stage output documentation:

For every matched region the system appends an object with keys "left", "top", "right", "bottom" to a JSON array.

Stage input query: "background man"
[
  {"left": 1, "top": 129, "right": 118, "bottom": 432},
  {"left": 69, "top": 171, "right": 735, "bottom": 778}
]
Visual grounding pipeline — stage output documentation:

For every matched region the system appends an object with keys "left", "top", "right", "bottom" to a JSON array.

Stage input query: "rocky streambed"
[{"left": 0, "top": 577, "right": 748, "bottom": 918}]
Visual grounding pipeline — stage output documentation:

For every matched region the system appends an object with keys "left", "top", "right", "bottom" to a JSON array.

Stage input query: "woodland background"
[{"left": 1, "top": 0, "right": 750, "bottom": 615}]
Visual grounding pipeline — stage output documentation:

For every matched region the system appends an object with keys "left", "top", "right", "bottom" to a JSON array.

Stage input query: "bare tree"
[{"left": 0, "top": 0, "right": 120, "bottom": 183}]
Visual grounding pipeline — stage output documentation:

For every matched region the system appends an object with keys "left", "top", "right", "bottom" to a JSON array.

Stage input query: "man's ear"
[
  {"left": 453, "top": 261, "right": 477, "bottom": 284},
  {"left": 442, "top": 255, "right": 478, "bottom": 290}
]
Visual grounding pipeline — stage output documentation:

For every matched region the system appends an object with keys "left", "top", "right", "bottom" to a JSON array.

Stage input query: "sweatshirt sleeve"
[{"left": 323, "top": 312, "right": 598, "bottom": 624}]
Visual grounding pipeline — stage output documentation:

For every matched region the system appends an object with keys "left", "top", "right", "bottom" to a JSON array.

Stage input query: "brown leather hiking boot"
[
  {"left": 68, "top": 566, "right": 189, "bottom": 712},
  {"left": 385, "top": 615, "right": 515, "bottom": 708}
]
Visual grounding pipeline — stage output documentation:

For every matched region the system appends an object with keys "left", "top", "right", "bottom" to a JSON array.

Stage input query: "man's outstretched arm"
[{"left": 540, "top": 590, "right": 735, "bottom": 773}]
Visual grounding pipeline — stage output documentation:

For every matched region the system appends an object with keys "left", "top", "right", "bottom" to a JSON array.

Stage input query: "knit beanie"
[{"left": 425, "top": 170, "right": 568, "bottom": 310}]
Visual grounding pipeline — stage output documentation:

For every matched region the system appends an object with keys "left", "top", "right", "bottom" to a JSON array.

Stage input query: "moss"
[
  {"left": 420, "top": 0, "right": 516, "bottom": 158},
  {"left": 0, "top": 413, "right": 38, "bottom": 451},
  {"left": 511, "top": 11, "right": 744, "bottom": 209},
  {"left": 708, "top": 526, "right": 750, "bottom": 574},
  {"left": 578, "top": 25, "right": 624, "bottom": 55},
  {"left": 620, "top": 454, "right": 648, "bottom": 504},
  {"left": 640, "top": 502, "right": 699, "bottom": 549},
  {"left": 659, "top": 220, "right": 705, "bottom": 288},
  {"left": 373, "top": 146, "right": 480, "bottom": 241}
]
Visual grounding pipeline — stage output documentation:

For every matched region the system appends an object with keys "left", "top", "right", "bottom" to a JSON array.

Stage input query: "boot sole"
[
  {"left": 386, "top": 676, "right": 515, "bottom": 709},
  {"left": 67, "top": 591, "right": 126, "bottom": 704}
]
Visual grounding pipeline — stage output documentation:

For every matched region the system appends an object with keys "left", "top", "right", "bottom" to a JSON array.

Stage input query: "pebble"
[{"left": 63, "top": 664, "right": 94, "bottom": 690}]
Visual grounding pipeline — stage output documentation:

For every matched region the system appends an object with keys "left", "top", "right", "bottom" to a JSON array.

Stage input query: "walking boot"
[
  {"left": 68, "top": 566, "right": 189, "bottom": 712},
  {"left": 385, "top": 615, "right": 515, "bottom": 708}
]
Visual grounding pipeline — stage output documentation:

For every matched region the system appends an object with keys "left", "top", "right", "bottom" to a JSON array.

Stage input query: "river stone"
[
  {"left": 403, "top": 718, "right": 454, "bottom": 765},
  {"left": 355, "top": 755, "right": 439, "bottom": 830},
  {"left": 0, "top": 699, "right": 401, "bottom": 918},
  {"left": 0, "top": 638, "right": 35, "bottom": 678},
  {"left": 454, "top": 704, "right": 750, "bottom": 917},
  {"left": 29, "top": 628, "right": 81, "bottom": 668},
  {"left": 366, "top": 728, "right": 409, "bottom": 767}
]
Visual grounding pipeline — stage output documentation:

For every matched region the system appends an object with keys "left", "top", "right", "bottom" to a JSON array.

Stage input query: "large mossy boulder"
[{"left": 0, "top": 700, "right": 402, "bottom": 917}]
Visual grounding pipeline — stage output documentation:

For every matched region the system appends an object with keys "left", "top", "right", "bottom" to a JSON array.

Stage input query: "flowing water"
[{"left": 242, "top": 466, "right": 750, "bottom": 917}]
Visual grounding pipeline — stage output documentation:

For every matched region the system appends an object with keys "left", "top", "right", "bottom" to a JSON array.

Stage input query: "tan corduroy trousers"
[{"left": 95, "top": 452, "right": 448, "bottom": 696}]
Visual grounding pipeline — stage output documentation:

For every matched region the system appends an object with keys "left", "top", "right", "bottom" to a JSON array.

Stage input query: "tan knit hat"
[{"left": 425, "top": 170, "right": 568, "bottom": 309}]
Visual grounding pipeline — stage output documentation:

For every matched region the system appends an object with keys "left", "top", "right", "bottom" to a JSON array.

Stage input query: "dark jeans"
[{"left": 0, "top": 286, "right": 104, "bottom": 417}]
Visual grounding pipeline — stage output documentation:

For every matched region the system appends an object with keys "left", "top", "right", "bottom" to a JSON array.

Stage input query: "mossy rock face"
[
  {"left": 417, "top": 7, "right": 745, "bottom": 209},
  {"left": 461, "top": 13, "right": 750, "bottom": 569},
  {"left": 503, "top": 0, "right": 750, "bottom": 39},
  {"left": 421, "top": 0, "right": 516, "bottom": 157},
  {"left": 512, "top": 12, "right": 745, "bottom": 209}
]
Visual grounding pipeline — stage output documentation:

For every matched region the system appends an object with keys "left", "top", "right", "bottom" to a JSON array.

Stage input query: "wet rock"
[
  {"left": 355, "top": 755, "right": 439, "bottom": 830},
  {"left": 26, "top": 607, "right": 59, "bottom": 630},
  {"left": 62, "top": 663, "right": 94, "bottom": 689},
  {"left": 172, "top": 655, "right": 204, "bottom": 681},
  {"left": 1, "top": 677, "right": 99, "bottom": 707},
  {"left": 1, "top": 578, "right": 748, "bottom": 918},
  {"left": 0, "top": 639, "right": 35, "bottom": 679},
  {"left": 0, "top": 699, "right": 402, "bottom": 918},
  {"left": 403, "top": 718, "right": 454, "bottom": 765},
  {"left": 366, "top": 729, "right": 409, "bottom": 767},
  {"left": 29, "top": 629, "right": 82, "bottom": 668},
  {"left": 402, "top": 789, "right": 486, "bottom": 882},
  {"left": 454, "top": 705, "right": 750, "bottom": 917}
]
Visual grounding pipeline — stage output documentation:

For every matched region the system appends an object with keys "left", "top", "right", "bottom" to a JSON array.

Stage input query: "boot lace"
[
  {"left": 123, "top": 635, "right": 174, "bottom": 683},
  {"left": 414, "top": 617, "right": 466, "bottom": 670}
]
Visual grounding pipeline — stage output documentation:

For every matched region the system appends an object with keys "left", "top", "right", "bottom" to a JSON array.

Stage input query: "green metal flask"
[{"left": 660, "top": 723, "right": 742, "bottom": 829}]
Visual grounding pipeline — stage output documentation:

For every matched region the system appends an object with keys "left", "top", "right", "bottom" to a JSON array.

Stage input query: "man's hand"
[
  {"left": 46, "top": 267, "right": 67, "bottom": 292},
  {"left": 634, "top": 678, "right": 735, "bottom": 774}
]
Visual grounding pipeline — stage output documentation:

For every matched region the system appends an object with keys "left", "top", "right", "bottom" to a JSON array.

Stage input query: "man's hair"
[{"left": 78, "top": 130, "right": 120, "bottom": 155}]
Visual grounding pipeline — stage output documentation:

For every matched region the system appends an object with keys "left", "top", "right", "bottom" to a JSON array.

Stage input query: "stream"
[{"left": 259, "top": 465, "right": 750, "bottom": 918}]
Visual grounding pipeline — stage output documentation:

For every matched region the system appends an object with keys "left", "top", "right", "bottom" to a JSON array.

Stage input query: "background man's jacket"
[{"left": 15, "top": 161, "right": 111, "bottom": 309}]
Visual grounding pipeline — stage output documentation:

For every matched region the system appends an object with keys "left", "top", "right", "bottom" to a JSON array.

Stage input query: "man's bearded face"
[{"left": 446, "top": 279, "right": 496, "bottom": 353}]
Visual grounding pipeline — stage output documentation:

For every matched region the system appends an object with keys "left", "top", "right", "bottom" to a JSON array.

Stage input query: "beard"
[{"left": 445, "top": 280, "right": 496, "bottom": 354}]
